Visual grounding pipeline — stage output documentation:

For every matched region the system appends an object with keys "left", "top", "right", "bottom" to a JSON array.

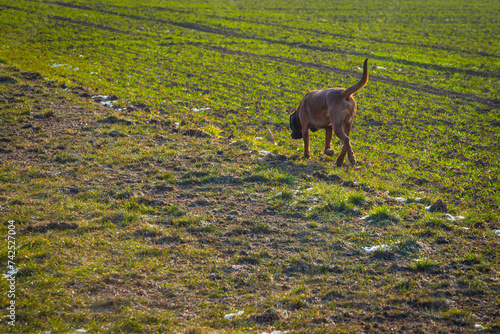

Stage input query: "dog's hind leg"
[
  {"left": 324, "top": 126, "right": 334, "bottom": 156},
  {"left": 335, "top": 122, "right": 350, "bottom": 164},
  {"left": 334, "top": 122, "right": 355, "bottom": 166}
]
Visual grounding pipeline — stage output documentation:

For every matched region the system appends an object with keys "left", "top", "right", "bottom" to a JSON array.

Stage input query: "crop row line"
[
  {"left": 199, "top": 13, "right": 500, "bottom": 60},
  {"left": 51, "top": 38, "right": 294, "bottom": 101},
  {"left": 47, "top": 15, "right": 135, "bottom": 35},
  {"left": 202, "top": 45, "right": 500, "bottom": 108},
  {"left": 47, "top": 14, "right": 500, "bottom": 108},
  {"left": 3, "top": 2, "right": 499, "bottom": 108},
  {"left": 40, "top": 0, "right": 500, "bottom": 60},
  {"left": 23, "top": 0, "right": 500, "bottom": 79}
]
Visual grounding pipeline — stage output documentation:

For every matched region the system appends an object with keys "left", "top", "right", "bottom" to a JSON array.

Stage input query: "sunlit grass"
[{"left": 0, "top": 0, "right": 498, "bottom": 332}]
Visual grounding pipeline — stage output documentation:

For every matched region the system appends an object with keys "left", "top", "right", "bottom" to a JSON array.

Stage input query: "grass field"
[{"left": 0, "top": 0, "right": 499, "bottom": 332}]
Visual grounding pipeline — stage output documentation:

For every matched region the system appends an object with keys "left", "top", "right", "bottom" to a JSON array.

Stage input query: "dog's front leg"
[
  {"left": 302, "top": 127, "right": 310, "bottom": 158},
  {"left": 324, "top": 126, "right": 334, "bottom": 156}
]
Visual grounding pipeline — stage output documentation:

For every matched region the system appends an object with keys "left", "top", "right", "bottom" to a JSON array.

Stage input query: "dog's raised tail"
[{"left": 340, "top": 58, "right": 369, "bottom": 99}]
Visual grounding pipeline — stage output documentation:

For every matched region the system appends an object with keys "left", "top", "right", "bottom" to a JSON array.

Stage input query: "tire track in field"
[
  {"left": 198, "top": 12, "right": 500, "bottom": 60},
  {"left": 59, "top": 1, "right": 500, "bottom": 60},
  {"left": 6, "top": 2, "right": 499, "bottom": 107},
  {"left": 48, "top": 15, "right": 135, "bottom": 35},
  {"left": 0, "top": 3, "right": 31, "bottom": 13},
  {"left": 0, "top": 3, "right": 132, "bottom": 35},
  {"left": 201, "top": 44, "right": 500, "bottom": 107},
  {"left": 33, "top": 0, "right": 500, "bottom": 80},
  {"left": 169, "top": 22, "right": 500, "bottom": 81}
]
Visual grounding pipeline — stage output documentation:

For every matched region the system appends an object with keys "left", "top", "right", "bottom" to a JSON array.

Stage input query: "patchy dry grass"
[{"left": 0, "top": 0, "right": 499, "bottom": 332}]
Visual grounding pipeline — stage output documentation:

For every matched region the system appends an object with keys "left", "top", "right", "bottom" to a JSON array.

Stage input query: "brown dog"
[{"left": 290, "top": 59, "right": 369, "bottom": 166}]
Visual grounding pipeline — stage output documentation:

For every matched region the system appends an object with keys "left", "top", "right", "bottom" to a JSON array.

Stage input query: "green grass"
[
  {"left": 364, "top": 205, "right": 401, "bottom": 224},
  {"left": 0, "top": 0, "right": 499, "bottom": 332}
]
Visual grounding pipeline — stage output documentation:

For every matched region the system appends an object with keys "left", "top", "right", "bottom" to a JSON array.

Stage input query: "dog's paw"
[
  {"left": 303, "top": 153, "right": 311, "bottom": 159},
  {"left": 348, "top": 154, "right": 356, "bottom": 165},
  {"left": 324, "top": 149, "right": 335, "bottom": 157}
]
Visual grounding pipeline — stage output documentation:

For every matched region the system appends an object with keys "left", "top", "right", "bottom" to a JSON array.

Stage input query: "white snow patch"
[
  {"left": 4, "top": 266, "right": 18, "bottom": 279},
  {"left": 308, "top": 205, "right": 318, "bottom": 212},
  {"left": 91, "top": 95, "right": 117, "bottom": 107},
  {"left": 224, "top": 311, "right": 244, "bottom": 320},
  {"left": 360, "top": 215, "right": 372, "bottom": 223},
  {"left": 363, "top": 245, "right": 391, "bottom": 253},
  {"left": 444, "top": 213, "right": 464, "bottom": 221}
]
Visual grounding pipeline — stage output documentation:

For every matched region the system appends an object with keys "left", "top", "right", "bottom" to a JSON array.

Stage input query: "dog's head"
[{"left": 289, "top": 110, "right": 302, "bottom": 139}]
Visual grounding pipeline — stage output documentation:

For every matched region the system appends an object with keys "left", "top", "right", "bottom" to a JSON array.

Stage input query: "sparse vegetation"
[{"left": 0, "top": 0, "right": 499, "bottom": 333}]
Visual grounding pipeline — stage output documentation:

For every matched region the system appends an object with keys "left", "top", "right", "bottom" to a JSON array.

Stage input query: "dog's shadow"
[{"left": 256, "top": 152, "right": 347, "bottom": 184}]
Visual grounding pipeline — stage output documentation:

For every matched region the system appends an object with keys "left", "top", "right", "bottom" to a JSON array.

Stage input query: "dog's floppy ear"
[{"left": 290, "top": 110, "right": 302, "bottom": 139}]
